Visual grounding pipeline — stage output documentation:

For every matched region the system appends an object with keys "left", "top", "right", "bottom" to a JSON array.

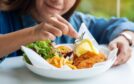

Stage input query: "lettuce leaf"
[{"left": 26, "top": 40, "right": 55, "bottom": 60}]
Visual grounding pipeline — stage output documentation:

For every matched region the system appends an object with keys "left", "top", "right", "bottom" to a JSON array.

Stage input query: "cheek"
[
  {"left": 35, "top": 0, "right": 46, "bottom": 11},
  {"left": 61, "top": 0, "right": 76, "bottom": 14}
]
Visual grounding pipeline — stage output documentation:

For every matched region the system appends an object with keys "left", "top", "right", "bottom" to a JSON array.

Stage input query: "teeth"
[{"left": 74, "top": 38, "right": 99, "bottom": 57}]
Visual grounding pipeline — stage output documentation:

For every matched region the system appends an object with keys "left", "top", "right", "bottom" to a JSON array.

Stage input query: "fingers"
[
  {"left": 108, "top": 42, "right": 117, "bottom": 50},
  {"left": 36, "top": 14, "right": 78, "bottom": 41},
  {"left": 108, "top": 36, "right": 132, "bottom": 67},
  {"left": 35, "top": 22, "right": 62, "bottom": 41},
  {"left": 47, "top": 17, "right": 69, "bottom": 35},
  {"left": 113, "top": 43, "right": 132, "bottom": 66},
  {"left": 55, "top": 14, "right": 78, "bottom": 38},
  {"left": 42, "top": 31, "right": 56, "bottom": 40},
  {"left": 43, "top": 23, "right": 62, "bottom": 37}
]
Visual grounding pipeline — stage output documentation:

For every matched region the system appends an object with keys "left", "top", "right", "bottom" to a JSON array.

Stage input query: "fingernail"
[
  {"left": 75, "top": 33, "right": 79, "bottom": 37},
  {"left": 74, "top": 32, "right": 79, "bottom": 38},
  {"left": 113, "top": 61, "right": 118, "bottom": 66},
  {"left": 51, "top": 17, "right": 57, "bottom": 21}
]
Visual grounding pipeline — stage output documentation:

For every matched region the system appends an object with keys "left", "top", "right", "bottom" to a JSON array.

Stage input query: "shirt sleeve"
[{"left": 70, "top": 12, "right": 134, "bottom": 44}]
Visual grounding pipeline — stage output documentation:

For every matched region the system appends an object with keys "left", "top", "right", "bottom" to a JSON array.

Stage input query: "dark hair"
[{"left": 0, "top": 0, "right": 81, "bottom": 19}]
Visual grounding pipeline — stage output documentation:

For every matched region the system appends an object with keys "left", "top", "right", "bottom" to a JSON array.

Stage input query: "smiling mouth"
[{"left": 45, "top": 2, "right": 62, "bottom": 11}]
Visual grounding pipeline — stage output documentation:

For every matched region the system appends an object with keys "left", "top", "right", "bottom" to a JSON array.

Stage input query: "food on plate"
[
  {"left": 56, "top": 45, "right": 73, "bottom": 58},
  {"left": 47, "top": 55, "right": 77, "bottom": 69},
  {"left": 73, "top": 38, "right": 106, "bottom": 69},
  {"left": 24, "top": 38, "right": 106, "bottom": 70},
  {"left": 24, "top": 40, "right": 76, "bottom": 69},
  {"left": 25, "top": 40, "right": 55, "bottom": 59},
  {"left": 24, "top": 40, "right": 55, "bottom": 64},
  {"left": 74, "top": 38, "right": 99, "bottom": 57},
  {"left": 73, "top": 51, "right": 106, "bottom": 69}
]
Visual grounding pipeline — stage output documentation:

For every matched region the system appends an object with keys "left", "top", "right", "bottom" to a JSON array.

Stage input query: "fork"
[{"left": 75, "top": 32, "right": 85, "bottom": 43}]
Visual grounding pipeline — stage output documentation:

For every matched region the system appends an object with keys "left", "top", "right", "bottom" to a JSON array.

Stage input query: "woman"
[{"left": 0, "top": 0, "right": 134, "bottom": 66}]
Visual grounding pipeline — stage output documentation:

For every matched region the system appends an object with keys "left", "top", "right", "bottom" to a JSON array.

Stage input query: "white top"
[{"left": 0, "top": 48, "right": 134, "bottom": 84}]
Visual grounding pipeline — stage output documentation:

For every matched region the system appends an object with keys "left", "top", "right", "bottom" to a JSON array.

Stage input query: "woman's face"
[{"left": 34, "top": 0, "right": 76, "bottom": 21}]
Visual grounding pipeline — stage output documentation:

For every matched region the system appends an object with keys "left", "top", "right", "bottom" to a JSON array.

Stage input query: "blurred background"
[{"left": 77, "top": 0, "right": 134, "bottom": 21}]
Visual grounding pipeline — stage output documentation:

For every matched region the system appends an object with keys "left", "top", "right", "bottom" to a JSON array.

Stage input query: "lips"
[{"left": 45, "top": 2, "right": 62, "bottom": 11}]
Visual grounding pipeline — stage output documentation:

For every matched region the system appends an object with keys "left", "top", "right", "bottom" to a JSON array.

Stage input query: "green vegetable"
[
  {"left": 26, "top": 40, "right": 55, "bottom": 59},
  {"left": 24, "top": 54, "right": 32, "bottom": 64},
  {"left": 23, "top": 40, "right": 63, "bottom": 64}
]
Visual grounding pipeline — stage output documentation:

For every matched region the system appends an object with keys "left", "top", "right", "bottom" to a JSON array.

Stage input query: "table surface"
[{"left": 0, "top": 48, "right": 134, "bottom": 84}]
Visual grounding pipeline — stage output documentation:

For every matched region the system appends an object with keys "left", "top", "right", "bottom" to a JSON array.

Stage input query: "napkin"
[
  {"left": 21, "top": 46, "right": 57, "bottom": 69},
  {"left": 77, "top": 23, "right": 100, "bottom": 54},
  {"left": 78, "top": 23, "right": 99, "bottom": 50}
]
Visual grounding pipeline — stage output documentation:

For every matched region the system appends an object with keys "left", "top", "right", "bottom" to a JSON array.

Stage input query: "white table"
[{"left": 0, "top": 49, "right": 134, "bottom": 84}]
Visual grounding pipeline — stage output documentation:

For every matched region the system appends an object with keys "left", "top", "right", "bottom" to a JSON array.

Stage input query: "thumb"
[{"left": 108, "top": 42, "right": 118, "bottom": 50}]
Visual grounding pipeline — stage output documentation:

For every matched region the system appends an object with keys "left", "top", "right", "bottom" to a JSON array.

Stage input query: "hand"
[
  {"left": 32, "top": 14, "right": 78, "bottom": 41},
  {"left": 108, "top": 35, "right": 132, "bottom": 66}
]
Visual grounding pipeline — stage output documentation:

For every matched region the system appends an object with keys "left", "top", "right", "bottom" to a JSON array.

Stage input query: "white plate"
[{"left": 23, "top": 44, "right": 118, "bottom": 80}]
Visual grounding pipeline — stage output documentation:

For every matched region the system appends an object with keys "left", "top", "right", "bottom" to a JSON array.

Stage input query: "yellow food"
[
  {"left": 74, "top": 38, "right": 99, "bottom": 57},
  {"left": 47, "top": 55, "right": 64, "bottom": 68},
  {"left": 47, "top": 55, "right": 77, "bottom": 69},
  {"left": 57, "top": 46, "right": 72, "bottom": 54},
  {"left": 56, "top": 45, "right": 72, "bottom": 58}
]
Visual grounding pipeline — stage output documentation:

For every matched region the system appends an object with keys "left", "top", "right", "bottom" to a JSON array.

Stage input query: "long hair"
[
  {"left": 63, "top": 0, "right": 81, "bottom": 19},
  {"left": 0, "top": 0, "right": 81, "bottom": 19}
]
